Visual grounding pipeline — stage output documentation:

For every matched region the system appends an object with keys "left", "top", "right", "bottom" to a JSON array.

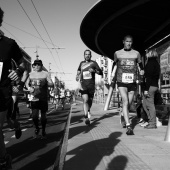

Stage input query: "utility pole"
[{"left": 35, "top": 45, "right": 39, "bottom": 60}]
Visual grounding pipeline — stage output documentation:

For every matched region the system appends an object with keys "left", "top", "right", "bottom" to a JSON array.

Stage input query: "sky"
[{"left": 0, "top": 0, "right": 101, "bottom": 90}]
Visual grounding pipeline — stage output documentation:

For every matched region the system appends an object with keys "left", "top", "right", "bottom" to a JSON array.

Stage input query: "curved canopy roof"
[{"left": 80, "top": 0, "right": 170, "bottom": 58}]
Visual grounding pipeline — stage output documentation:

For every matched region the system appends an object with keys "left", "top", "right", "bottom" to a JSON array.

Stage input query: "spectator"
[{"left": 143, "top": 49, "right": 160, "bottom": 129}]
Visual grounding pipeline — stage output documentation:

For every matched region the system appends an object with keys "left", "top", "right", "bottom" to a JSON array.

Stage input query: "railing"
[
  {"left": 93, "top": 91, "right": 170, "bottom": 108},
  {"left": 161, "top": 93, "right": 170, "bottom": 104},
  {"left": 93, "top": 91, "right": 122, "bottom": 108}
]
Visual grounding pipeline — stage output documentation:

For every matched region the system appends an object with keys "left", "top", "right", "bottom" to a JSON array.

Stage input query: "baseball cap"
[{"left": 32, "top": 59, "right": 43, "bottom": 66}]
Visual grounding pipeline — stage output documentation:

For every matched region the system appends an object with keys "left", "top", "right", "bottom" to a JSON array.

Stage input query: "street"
[{"left": 3, "top": 101, "right": 71, "bottom": 170}]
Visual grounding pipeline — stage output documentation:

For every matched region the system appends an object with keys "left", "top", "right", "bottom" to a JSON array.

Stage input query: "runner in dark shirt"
[
  {"left": 0, "top": 7, "right": 26, "bottom": 169},
  {"left": 76, "top": 49, "right": 103, "bottom": 125}
]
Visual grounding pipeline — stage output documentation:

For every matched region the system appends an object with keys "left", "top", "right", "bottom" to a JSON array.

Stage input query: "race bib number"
[
  {"left": 83, "top": 71, "right": 92, "bottom": 79},
  {"left": 0, "top": 62, "right": 3, "bottom": 81},
  {"left": 122, "top": 73, "right": 134, "bottom": 83}
]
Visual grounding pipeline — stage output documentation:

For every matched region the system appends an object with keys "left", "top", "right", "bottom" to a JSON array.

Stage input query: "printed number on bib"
[
  {"left": 83, "top": 71, "right": 92, "bottom": 79},
  {"left": 122, "top": 73, "right": 134, "bottom": 83}
]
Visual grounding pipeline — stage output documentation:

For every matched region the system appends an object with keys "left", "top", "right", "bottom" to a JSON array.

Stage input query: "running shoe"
[
  {"left": 137, "top": 118, "right": 144, "bottom": 124},
  {"left": 140, "top": 122, "right": 149, "bottom": 127},
  {"left": 144, "top": 124, "right": 157, "bottom": 129},
  {"left": 120, "top": 115, "right": 126, "bottom": 128},
  {"left": 126, "top": 125, "right": 134, "bottom": 135},
  {"left": 0, "top": 153, "right": 12, "bottom": 170},
  {"left": 85, "top": 118, "right": 90, "bottom": 125}
]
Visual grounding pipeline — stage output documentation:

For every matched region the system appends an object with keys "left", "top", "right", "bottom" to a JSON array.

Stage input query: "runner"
[
  {"left": 76, "top": 49, "right": 103, "bottom": 125},
  {"left": 53, "top": 86, "right": 60, "bottom": 110},
  {"left": 26, "top": 59, "right": 54, "bottom": 139},
  {"left": 0, "top": 7, "right": 26, "bottom": 169},
  {"left": 110, "top": 35, "right": 144, "bottom": 135},
  {"left": 65, "top": 89, "right": 72, "bottom": 104},
  {"left": 59, "top": 87, "right": 66, "bottom": 110}
]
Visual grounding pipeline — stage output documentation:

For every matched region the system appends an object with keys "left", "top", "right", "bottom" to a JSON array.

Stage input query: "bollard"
[
  {"left": 103, "top": 81, "right": 115, "bottom": 111},
  {"left": 164, "top": 108, "right": 170, "bottom": 142}
]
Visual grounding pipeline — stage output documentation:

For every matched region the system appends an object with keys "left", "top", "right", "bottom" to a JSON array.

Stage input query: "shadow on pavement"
[
  {"left": 64, "top": 132, "right": 128, "bottom": 170},
  {"left": 7, "top": 131, "right": 64, "bottom": 170}
]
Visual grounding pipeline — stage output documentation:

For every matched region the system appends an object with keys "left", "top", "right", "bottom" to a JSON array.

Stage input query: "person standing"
[
  {"left": 26, "top": 59, "right": 54, "bottom": 139},
  {"left": 142, "top": 49, "right": 160, "bottom": 129},
  {"left": 0, "top": 7, "right": 26, "bottom": 169},
  {"left": 110, "top": 35, "right": 144, "bottom": 135},
  {"left": 76, "top": 49, "right": 103, "bottom": 125}
]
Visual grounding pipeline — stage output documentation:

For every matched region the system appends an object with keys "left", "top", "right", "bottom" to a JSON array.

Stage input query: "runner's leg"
[
  {"left": 118, "top": 87, "right": 130, "bottom": 124},
  {"left": 0, "top": 110, "right": 7, "bottom": 158},
  {"left": 82, "top": 94, "right": 89, "bottom": 117}
]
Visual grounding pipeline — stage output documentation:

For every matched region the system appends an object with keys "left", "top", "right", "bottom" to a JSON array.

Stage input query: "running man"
[
  {"left": 65, "top": 89, "right": 72, "bottom": 104},
  {"left": 59, "top": 87, "right": 66, "bottom": 110},
  {"left": 110, "top": 35, "right": 144, "bottom": 135},
  {"left": 26, "top": 59, "right": 54, "bottom": 139},
  {"left": 76, "top": 49, "right": 103, "bottom": 125},
  {"left": 0, "top": 7, "right": 26, "bottom": 169}
]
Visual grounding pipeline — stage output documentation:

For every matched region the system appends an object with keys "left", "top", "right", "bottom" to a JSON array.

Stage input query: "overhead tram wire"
[
  {"left": 17, "top": 0, "right": 60, "bottom": 71},
  {"left": 30, "top": 0, "right": 65, "bottom": 74},
  {"left": 4, "top": 22, "right": 61, "bottom": 48},
  {"left": 2, "top": 26, "right": 25, "bottom": 47}
]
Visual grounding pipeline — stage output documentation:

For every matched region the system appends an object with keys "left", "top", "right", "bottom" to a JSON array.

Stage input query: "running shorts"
[
  {"left": 30, "top": 100, "right": 48, "bottom": 113},
  {"left": 117, "top": 82, "right": 137, "bottom": 92},
  {"left": 79, "top": 83, "right": 95, "bottom": 98}
]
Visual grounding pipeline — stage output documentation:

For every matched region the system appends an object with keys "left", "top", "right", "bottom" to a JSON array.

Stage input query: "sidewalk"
[{"left": 64, "top": 102, "right": 170, "bottom": 170}]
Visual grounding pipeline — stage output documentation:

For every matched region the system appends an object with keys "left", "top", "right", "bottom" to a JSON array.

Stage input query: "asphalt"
[{"left": 64, "top": 102, "right": 170, "bottom": 170}]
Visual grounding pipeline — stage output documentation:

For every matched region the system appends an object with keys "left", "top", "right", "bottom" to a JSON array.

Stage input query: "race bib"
[
  {"left": 83, "top": 71, "right": 92, "bottom": 79},
  {"left": 0, "top": 62, "right": 3, "bottom": 81},
  {"left": 122, "top": 73, "right": 134, "bottom": 83}
]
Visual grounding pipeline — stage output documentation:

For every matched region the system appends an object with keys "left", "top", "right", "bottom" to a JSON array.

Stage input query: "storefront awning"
[{"left": 80, "top": 0, "right": 170, "bottom": 58}]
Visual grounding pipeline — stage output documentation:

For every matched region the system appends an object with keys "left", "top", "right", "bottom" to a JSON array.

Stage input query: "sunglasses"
[{"left": 33, "top": 63, "right": 41, "bottom": 66}]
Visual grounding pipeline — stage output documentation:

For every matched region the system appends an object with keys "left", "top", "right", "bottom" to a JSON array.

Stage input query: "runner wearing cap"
[{"left": 26, "top": 59, "right": 54, "bottom": 139}]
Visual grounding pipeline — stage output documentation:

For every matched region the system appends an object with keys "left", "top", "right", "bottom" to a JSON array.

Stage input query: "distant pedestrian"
[{"left": 76, "top": 49, "right": 103, "bottom": 125}]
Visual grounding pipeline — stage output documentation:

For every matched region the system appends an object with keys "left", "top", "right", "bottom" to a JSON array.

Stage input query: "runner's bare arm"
[{"left": 93, "top": 61, "right": 103, "bottom": 75}]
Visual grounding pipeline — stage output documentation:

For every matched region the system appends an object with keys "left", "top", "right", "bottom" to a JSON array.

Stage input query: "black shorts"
[
  {"left": 30, "top": 100, "right": 48, "bottom": 113},
  {"left": 117, "top": 82, "right": 137, "bottom": 92},
  {"left": 80, "top": 83, "right": 95, "bottom": 98}
]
